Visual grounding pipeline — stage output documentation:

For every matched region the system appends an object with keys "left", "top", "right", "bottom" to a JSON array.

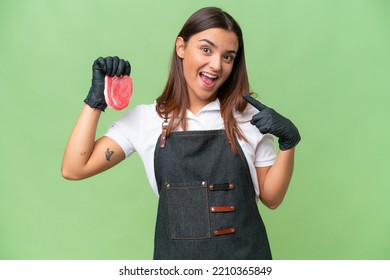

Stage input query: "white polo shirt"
[{"left": 105, "top": 99, "right": 276, "bottom": 198}]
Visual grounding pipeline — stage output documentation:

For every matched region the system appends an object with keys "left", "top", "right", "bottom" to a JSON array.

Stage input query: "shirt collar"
[
  {"left": 155, "top": 98, "right": 254, "bottom": 122},
  {"left": 186, "top": 98, "right": 221, "bottom": 119},
  {"left": 199, "top": 98, "right": 221, "bottom": 112}
]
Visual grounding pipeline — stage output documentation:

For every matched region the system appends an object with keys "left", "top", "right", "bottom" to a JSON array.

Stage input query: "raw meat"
[{"left": 104, "top": 75, "right": 133, "bottom": 110}]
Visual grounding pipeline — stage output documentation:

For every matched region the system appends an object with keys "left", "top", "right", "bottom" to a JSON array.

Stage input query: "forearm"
[
  {"left": 61, "top": 105, "right": 102, "bottom": 179},
  {"left": 258, "top": 148, "right": 295, "bottom": 209}
]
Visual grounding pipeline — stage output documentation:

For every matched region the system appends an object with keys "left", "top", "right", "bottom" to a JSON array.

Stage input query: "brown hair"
[{"left": 156, "top": 7, "right": 249, "bottom": 154}]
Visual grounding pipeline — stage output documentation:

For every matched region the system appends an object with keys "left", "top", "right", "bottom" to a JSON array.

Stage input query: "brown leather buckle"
[
  {"left": 208, "top": 183, "right": 234, "bottom": 191},
  {"left": 160, "top": 120, "right": 168, "bottom": 148},
  {"left": 214, "top": 227, "right": 236, "bottom": 236},
  {"left": 210, "top": 206, "right": 236, "bottom": 213}
]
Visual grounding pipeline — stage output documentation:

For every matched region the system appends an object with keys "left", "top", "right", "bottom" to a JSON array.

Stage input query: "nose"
[{"left": 209, "top": 55, "right": 222, "bottom": 72}]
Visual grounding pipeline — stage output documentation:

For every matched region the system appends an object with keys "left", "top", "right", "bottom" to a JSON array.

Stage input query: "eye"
[
  {"left": 223, "top": 54, "right": 235, "bottom": 63},
  {"left": 201, "top": 47, "right": 211, "bottom": 54}
]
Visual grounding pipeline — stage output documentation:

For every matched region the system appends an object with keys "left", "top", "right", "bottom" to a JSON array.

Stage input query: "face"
[{"left": 176, "top": 28, "right": 239, "bottom": 113}]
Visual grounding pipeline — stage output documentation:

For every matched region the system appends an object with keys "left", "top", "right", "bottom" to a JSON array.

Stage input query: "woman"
[{"left": 62, "top": 7, "right": 300, "bottom": 260}]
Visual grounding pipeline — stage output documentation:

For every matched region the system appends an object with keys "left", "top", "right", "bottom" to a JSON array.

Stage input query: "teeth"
[{"left": 201, "top": 72, "right": 217, "bottom": 79}]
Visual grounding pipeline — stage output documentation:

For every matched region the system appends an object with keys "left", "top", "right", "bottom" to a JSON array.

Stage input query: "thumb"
[
  {"left": 92, "top": 57, "right": 106, "bottom": 79},
  {"left": 93, "top": 57, "right": 106, "bottom": 71}
]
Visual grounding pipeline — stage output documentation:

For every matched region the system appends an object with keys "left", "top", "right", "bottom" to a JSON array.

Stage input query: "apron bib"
[{"left": 153, "top": 128, "right": 272, "bottom": 259}]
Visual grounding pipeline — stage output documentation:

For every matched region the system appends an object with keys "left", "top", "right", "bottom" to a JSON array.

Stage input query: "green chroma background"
[{"left": 1, "top": 0, "right": 389, "bottom": 260}]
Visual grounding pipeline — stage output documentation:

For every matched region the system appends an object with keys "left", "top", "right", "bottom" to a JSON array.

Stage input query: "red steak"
[{"left": 104, "top": 75, "right": 133, "bottom": 110}]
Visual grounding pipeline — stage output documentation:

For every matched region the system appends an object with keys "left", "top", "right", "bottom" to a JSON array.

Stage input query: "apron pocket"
[{"left": 165, "top": 180, "right": 210, "bottom": 239}]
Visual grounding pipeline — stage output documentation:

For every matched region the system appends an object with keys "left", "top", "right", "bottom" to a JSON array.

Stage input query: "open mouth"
[{"left": 200, "top": 72, "right": 218, "bottom": 86}]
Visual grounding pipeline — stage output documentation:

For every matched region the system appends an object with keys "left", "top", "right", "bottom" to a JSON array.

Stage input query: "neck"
[{"left": 188, "top": 96, "right": 217, "bottom": 115}]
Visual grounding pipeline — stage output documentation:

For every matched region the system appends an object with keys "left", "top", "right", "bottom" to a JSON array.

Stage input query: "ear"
[{"left": 175, "top": 36, "right": 185, "bottom": 58}]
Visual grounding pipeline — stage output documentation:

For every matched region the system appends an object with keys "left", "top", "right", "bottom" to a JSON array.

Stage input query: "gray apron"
[{"left": 153, "top": 125, "right": 272, "bottom": 260}]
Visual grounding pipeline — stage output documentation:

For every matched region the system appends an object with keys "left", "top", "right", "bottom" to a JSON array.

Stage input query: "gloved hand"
[
  {"left": 84, "top": 56, "right": 131, "bottom": 111},
  {"left": 243, "top": 93, "right": 301, "bottom": 151}
]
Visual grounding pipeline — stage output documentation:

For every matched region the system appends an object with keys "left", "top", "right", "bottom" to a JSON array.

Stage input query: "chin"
[{"left": 199, "top": 92, "right": 217, "bottom": 101}]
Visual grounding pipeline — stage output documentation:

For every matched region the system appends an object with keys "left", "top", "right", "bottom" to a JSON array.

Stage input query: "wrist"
[
  {"left": 278, "top": 132, "right": 301, "bottom": 151},
  {"left": 84, "top": 80, "right": 107, "bottom": 111}
]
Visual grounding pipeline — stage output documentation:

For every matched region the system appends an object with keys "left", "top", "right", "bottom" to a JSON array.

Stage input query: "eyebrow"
[{"left": 199, "top": 38, "right": 237, "bottom": 54}]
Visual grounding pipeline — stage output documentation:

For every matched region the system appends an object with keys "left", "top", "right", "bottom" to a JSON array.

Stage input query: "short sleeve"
[
  {"left": 104, "top": 104, "right": 147, "bottom": 158},
  {"left": 105, "top": 119, "right": 135, "bottom": 158},
  {"left": 254, "top": 134, "right": 276, "bottom": 167}
]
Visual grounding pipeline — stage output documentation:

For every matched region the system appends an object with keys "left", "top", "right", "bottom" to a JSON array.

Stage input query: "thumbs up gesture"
[{"left": 243, "top": 93, "right": 301, "bottom": 151}]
